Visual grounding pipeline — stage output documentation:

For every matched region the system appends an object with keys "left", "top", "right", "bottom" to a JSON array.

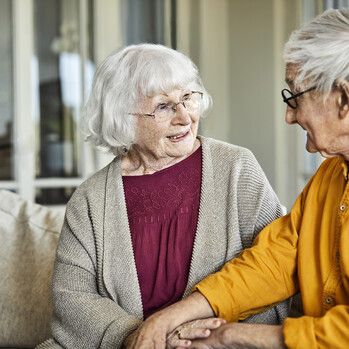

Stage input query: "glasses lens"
[
  {"left": 281, "top": 89, "right": 297, "bottom": 109},
  {"left": 153, "top": 92, "right": 203, "bottom": 122},
  {"left": 184, "top": 92, "right": 202, "bottom": 111},
  {"left": 154, "top": 102, "right": 173, "bottom": 121}
]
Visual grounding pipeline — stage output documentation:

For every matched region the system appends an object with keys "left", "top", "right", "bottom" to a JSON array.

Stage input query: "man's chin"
[{"left": 305, "top": 143, "right": 318, "bottom": 154}]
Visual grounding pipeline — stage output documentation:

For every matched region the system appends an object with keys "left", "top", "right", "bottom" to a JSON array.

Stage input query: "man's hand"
[{"left": 186, "top": 323, "right": 287, "bottom": 349}]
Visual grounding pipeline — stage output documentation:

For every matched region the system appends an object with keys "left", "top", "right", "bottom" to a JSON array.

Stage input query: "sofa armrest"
[{"left": 0, "top": 190, "right": 64, "bottom": 348}]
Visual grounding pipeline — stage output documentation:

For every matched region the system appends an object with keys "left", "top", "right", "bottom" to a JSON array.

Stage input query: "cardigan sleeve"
[
  {"left": 50, "top": 193, "right": 142, "bottom": 349},
  {"left": 234, "top": 147, "right": 290, "bottom": 324},
  {"left": 235, "top": 148, "right": 287, "bottom": 247}
]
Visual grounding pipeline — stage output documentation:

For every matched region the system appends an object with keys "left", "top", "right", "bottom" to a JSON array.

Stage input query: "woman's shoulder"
[
  {"left": 199, "top": 136, "right": 257, "bottom": 165},
  {"left": 69, "top": 157, "right": 120, "bottom": 205}
]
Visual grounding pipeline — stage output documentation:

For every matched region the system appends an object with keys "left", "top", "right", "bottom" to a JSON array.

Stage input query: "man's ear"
[{"left": 336, "top": 78, "right": 349, "bottom": 119}]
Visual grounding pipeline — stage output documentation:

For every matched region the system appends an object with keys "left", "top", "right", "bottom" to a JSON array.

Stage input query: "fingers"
[
  {"left": 174, "top": 318, "right": 226, "bottom": 333},
  {"left": 167, "top": 330, "right": 192, "bottom": 348},
  {"left": 167, "top": 318, "right": 226, "bottom": 348},
  {"left": 178, "top": 343, "right": 209, "bottom": 349},
  {"left": 167, "top": 338, "right": 192, "bottom": 348},
  {"left": 167, "top": 328, "right": 208, "bottom": 348},
  {"left": 190, "top": 318, "right": 226, "bottom": 330},
  {"left": 177, "top": 328, "right": 211, "bottom": 340}
]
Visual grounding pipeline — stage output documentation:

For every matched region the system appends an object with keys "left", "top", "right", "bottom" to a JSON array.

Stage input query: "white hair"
[
  {"left": 283, "top": 8, "right": 349, "bottom": 93},
  {"left": 83, "top": 43, "right": 212, "bottom": 155}
]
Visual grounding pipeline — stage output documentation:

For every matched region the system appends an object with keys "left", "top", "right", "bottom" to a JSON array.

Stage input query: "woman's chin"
[{"left": 167, "top": 140, "right": 197, "bottom": 157}]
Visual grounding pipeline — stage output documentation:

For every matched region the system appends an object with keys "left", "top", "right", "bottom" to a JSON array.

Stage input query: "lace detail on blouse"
[{"left": 124, "top": 166, "right": 201, "bottom": 220}]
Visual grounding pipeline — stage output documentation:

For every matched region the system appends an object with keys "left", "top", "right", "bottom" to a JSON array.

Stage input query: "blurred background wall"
[{"left": 0, "top": 0, "right": 348, "bottom": 211}]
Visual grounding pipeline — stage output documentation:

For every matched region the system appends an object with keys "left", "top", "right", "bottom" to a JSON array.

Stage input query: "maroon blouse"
[{"left": 122, "top": 146, "right": 202, "bottom": 318}]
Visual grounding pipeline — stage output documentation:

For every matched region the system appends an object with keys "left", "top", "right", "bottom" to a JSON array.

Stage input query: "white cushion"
[{"left": 0, "top": 190, "right": 64, "bottom": 348}]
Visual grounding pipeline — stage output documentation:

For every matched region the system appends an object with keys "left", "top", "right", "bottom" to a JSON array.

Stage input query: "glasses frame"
[
  {"left": 129, "top": 90, "right": 203, "bottom": 119},
  {"left": 281, "top": 86, "right": 317, "bottom": 109}
]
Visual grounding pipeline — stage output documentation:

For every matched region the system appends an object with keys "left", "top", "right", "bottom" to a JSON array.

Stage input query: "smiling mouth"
[{"left": 167, "top": 130, "right": 190, "bottom": 140}]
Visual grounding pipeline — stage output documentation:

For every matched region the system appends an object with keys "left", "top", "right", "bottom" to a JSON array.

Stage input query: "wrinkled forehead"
[
  {"left": 143, "top": 81, "right": 197, "bottom": 99},
  {"left": 141, "top": 87, "right": 191, "bottom": 107}
]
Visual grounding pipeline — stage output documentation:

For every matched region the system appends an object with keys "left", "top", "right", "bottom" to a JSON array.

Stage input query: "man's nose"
[{"left": 285, "top": 106, "right": 297, "bottom": 125}]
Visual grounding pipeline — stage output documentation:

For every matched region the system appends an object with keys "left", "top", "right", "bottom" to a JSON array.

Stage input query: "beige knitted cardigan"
[{"left": 38, "top": 136, "right": 288, "bottom": 349}]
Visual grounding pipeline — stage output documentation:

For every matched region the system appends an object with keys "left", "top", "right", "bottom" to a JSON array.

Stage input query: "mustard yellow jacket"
[{"left": 195, "top": 157, "right": 349, "bottom": 348}]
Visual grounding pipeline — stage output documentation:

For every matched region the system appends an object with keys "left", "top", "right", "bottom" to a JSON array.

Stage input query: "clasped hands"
[
  {"left": 166, "top": 317, "right": 226, "bottom": 349},
  {"left": 124, "top": 317, "right": 226, "bottom": 349},
  {"left": 124, "top": 317, "right": 286, "bottom": 349}
]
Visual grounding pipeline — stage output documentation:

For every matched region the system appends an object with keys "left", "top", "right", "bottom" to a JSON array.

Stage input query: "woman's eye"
[
  {"left": 156, "top": 103, "right": 170, "bottom": 111},
  {"left": 182, "top": 93, "right": 191, "bottom": 101}
]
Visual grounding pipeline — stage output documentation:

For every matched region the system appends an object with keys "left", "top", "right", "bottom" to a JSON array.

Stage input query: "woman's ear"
[{"left": 336, "top": 78, "right": 349, "bottom": 119}]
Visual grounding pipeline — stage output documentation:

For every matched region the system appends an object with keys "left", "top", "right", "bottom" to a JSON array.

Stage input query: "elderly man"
[{"left": 126, "top": 8, "right": 349, "bottom": 349}]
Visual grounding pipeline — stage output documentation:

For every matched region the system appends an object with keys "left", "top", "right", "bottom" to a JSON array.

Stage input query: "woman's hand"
[
  {"left": 124, "top": 292, "right": 215, "bottom": 349},
  {"left": 166, "top": 318, "right": 226, "bottom": 349},
  {"left": 124, "top": 311, "right": 174, "bottom": 349}
]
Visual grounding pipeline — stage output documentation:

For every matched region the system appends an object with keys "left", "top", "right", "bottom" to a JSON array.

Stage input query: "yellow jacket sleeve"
[
  {"left": 284, "top": 305, "right": 349, "bottom": 348},
  {"left": 194, "top": 210, "right": 300, "bottom": 322},
  {"left": 194, "top": 159, "right": 349, "bottom": 348}
]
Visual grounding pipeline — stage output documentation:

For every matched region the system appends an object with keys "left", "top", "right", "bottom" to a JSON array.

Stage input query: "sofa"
[
  {"left": 0, "top": 189, "right": 304, "bottom": 349},
  {"left": 0, "top": 190, "right": 64, "bottom": 349}
]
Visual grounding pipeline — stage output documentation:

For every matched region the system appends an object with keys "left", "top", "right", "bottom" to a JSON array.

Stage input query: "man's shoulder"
[{"left": 316, "top": 157, "right": 345, "bottom": 176}]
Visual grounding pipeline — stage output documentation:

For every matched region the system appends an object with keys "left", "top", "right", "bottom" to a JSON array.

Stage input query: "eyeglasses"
[
  {"left": 130, "top": 91, "right": 203, "bottom": 122},
  {"left": 281, "top": 86, "right": 317, "bottom": 109}
]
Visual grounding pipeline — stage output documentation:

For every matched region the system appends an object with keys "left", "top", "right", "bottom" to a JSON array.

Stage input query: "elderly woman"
[
  {"left": 128, "top": 9, "right": 349, "bottom": 349},
  {"left": 38, "top": 44, "right": 287, "bottom": 349}
]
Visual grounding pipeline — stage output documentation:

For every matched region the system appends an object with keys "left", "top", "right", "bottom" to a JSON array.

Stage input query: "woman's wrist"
[{"left": 154, "top": 291, "right": 215, "bottom": 333}]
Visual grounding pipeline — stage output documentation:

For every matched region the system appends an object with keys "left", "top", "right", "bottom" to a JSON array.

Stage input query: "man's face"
[{"left": 284, "top": 63, "right": 349, "bottom": 161}]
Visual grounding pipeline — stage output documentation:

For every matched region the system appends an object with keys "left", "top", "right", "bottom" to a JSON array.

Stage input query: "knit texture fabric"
[{"left": 39, "top": 136, "right": 288, "bottom": 349}]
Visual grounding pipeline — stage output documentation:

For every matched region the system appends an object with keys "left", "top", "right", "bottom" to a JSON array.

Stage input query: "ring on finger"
[{"left": 176, "top": 329, "right": 182, "bottom": 339}]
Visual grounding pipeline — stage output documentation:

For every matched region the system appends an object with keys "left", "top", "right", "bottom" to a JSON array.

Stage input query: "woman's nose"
[
  {"left": 285, "top": 106, "right": 297, "bottom": 125},
  {"left": 172, "top": 103, "right": 191, "bottom": 124}
]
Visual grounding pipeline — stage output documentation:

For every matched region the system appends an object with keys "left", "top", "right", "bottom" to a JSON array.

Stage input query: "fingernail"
[{"left": 203, "top": 329, "right": 210, "bottom": 335}]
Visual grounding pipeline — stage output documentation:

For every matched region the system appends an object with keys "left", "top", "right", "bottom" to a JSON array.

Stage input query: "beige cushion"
[{"left": 0, "top": 190, "right": 64, "bottom": 348}]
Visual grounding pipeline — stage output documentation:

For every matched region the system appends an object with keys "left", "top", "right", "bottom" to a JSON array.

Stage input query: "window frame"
[{"left": 2, "top": 0, "right": 95, "bottom": 209}]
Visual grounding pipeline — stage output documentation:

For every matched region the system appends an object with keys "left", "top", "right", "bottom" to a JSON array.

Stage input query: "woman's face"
[{"left": 133, "top": 88, "right": 200, "bottom": 162}]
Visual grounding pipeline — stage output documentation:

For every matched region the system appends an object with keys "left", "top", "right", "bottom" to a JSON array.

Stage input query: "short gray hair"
[
  {"left": 83, "top": 43, "right": 212, "bottom": 155},
  {"left": 283, "top": 8, "right": 349, "bottom": 93}
]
